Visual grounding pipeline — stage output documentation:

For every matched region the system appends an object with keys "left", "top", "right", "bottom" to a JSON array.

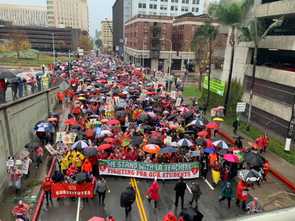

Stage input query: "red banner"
[{"left": 51, "top": 181, "right": 95, "bottom": 199}]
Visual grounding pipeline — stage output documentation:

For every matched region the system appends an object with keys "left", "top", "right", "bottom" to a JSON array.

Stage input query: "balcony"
[
  {"left": 245, "top": 65, "right": 295, "bottom": 87},
  {"left": 259, "top": 35, "right": 295, "bottom": 51},
  {"left": 255, "top": 0, "right": 295, "bottom": 18}
]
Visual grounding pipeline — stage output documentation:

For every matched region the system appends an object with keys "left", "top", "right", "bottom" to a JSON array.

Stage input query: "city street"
[{"left": 40, "top": 177, "right": 245, "bottom": 221}]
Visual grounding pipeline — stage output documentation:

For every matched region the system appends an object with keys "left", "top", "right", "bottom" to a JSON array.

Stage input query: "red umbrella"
[
  {"left": 88, "top": 217, "right": 105, "bottom": 221},
  {"left": 197, "top": 130, "right": 208, "bottom": 137},
  {"left": 97, "top": 79, "right": 107, "bottom": 84},
  {"left": 98, "top": 143, "right": 113, "bottom": 151},
  {"left": 248, "top": 142, "right": 260, "bottom": 150},
  {"left": 223, "top": 154, "right": 240, "bottom": 163},
  {"left": 145, "top": 91, "right": 157, "bottom": 95},
  {"left": 104, "top": 137, "right": 115, "bottom": 144},
  {"left": 107, "top": 119, "right": 120, "bottom": 126},
  {"left": 206, "top": 122, "right": 219, "bottom": 129},
  {"left": 64, "top": 118, "right": 79, "bottom": 126}
]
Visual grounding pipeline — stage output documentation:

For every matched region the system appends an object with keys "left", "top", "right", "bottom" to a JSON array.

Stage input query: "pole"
[
  {"left": 169, "top": 39, "right": 172, "bottom": 76},
  {"left": 76, "top": 197, "right": 81, "bottom": 221},
  {"left": 52, "top": 33, "right": 55, "bottom": 64},
  {"left": 285, "top": 103, "right": 295, "bottom": 151},
  {"left": 223, "top": 26, "right": 235, "bottom": 115},
  {"left": 206, "top": 39, "right": 212, "bottom": 109}
]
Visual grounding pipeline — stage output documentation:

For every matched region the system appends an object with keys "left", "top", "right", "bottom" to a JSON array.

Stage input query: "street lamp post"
[{"left": 52, "top": 33, "right": 55, "bottom": 64}]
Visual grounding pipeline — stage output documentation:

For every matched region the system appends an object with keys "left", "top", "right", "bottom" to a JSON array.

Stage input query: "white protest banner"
[
  {"left": 175, "top": 97, "right": 182, "bottom": 107},
  {"left": 99, "top": 160, "right": 200, "bottom": 180}
]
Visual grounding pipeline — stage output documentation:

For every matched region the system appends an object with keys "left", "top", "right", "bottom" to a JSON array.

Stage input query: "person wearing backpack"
[{"left": 120, "top": 185, "right": 136, "bottom": 219}]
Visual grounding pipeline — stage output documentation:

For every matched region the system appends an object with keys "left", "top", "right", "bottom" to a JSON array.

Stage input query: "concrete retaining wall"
[{"left": 0, "top": 87, "right": 59, "bottom": 195}]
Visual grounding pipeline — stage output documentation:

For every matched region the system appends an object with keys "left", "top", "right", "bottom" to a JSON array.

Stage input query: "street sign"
[
  {"left": 203, "top": 76, "right": 225, "bottom": 96},
  {"left": 236, "top": 102, "right": 247, "bottom": 113}
]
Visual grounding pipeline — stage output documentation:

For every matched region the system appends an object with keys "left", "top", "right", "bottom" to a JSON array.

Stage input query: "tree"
[
  {"left": 9, "top": 31, "right": 31, "bottom": 58},
  {"left": 209, "top": 0, "right": 253, "bottom": 115},
  {"left": 79, "top": 35, "right": 93, "bottom": 51},
  {"left": 192, "top": 22, "right": 218, "bottom": 110},
  {"left": 56, "top": 40, "right": 67, "bottom": 51},
  {"left": 95, "top": 39, "right": 102, "bottom": 49},
  {"left": 239, "top": 17, "right": 284, "bottom": 130}
]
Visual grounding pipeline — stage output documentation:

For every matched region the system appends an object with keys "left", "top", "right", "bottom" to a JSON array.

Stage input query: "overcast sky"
[{"left": 0, "top": 0, "right": 116, "bottom": 37}]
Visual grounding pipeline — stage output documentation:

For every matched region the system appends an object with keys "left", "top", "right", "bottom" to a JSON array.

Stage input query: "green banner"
[
  {"left": 99, "top": 160, "right": 199, "bottom": 180},
  {"left": 203, "top": 76, "right": 225, "bottom": 96}
]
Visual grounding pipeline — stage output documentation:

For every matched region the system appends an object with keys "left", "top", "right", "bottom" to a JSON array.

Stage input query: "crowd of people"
[{"left": 10, "top": 54, "right": 270, "bottom": 221}]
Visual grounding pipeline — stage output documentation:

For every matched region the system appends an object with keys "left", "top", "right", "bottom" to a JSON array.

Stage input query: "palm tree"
[
  {"left": 192, "top": 22, "right": 218, "bottom": 100},
  {"left": 240, "top": 17, "right": 283, "bottom": 130},
  {"left": 209, "top": 0, "right": 254, "bottom": 115}
]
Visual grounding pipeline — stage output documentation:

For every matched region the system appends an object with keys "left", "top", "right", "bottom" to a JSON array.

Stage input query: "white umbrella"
[{"left": 213, "top": 140, "right": 229, "bottom": 149}]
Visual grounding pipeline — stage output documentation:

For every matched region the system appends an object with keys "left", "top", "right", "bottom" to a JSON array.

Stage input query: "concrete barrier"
[{"left": 0, "top": 87, "right": 60, "bottom": 195}]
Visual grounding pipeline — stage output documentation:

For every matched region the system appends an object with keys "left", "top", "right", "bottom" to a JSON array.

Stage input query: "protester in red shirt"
[
  {"left": 42, "top": 177, "right": 53, "bottom": 206},
  {"left": 0, "top": 79, "right": 7, "bottom": 104}
]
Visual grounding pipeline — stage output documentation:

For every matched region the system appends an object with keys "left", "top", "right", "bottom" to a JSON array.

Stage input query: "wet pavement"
[{"left": 40, "top": 176, "right": 246, "bottom": 221}]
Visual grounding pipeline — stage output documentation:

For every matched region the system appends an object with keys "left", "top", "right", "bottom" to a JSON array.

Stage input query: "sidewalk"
[
  {"left": 220, "top": 123, "right": 295, "bottom": 189},
  {"left": 219, "top": 122, "right": 295, "bottom": 211},
  {"left": 0, "top": 104, "right": 67, "bottom": 221}
]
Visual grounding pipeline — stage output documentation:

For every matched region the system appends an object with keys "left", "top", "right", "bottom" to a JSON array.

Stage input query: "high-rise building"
[
  {"left": 0, "top": 4, "right": 47, "bottom": 26},
  {"left": 101, "top": 20, "right": 113, "bottom": 53},
  {"left": 222, "top": 0, "right": 295, "bottom": 137},
  {"left": 47, "top": 0, "right": 89, "bottom": 32}
]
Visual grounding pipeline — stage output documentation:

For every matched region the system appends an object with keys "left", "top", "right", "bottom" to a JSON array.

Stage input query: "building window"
[
  {"left": 171, "top": 5, "right": 178, "bottom": 11},
  {"left": 182, "top": 0, "right": 189, "bottom": 3},
  {"left": 192, "top": 0, "right": 200, "bottom": 4},
  {"left": 192, "top": 7, "right": 199, "bottom": 12},
  {"left": 149, "top": 4, "right": 157, "bottom": 9},
  {"left": 160, "top": 5, "right": 168, "bottom": 10},
  {"left": 138, "top": 3, "right": 146, "bottom": 8},
  {"left": 171, "top": 0, "right": 178, "bottom": 2},
  {"left": 161, "top": 0, "right": 168, "bottom": 2},
  {"left": 181, "top": 6, "right": 189, "bottom": 11}
]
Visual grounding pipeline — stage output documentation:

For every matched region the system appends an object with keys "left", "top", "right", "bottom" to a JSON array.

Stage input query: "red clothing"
[
  {"left": 148, "top": 181, "right": 160, "bottom": 201},
  {"left": 42, "top": 178, "right": 53, "bottom": 192},
  {"left": 163, "top": 211, "right": 177, "bottom": 221},
  {"left": 82, "top": 160, "right": 92, "bottom": 173},
  {"left": 236, "top": 180, "right": 248, "bottom": 202},
  {"left": 263, "top": 161, "right": 270, "bottom": 177},
  {"left": 35, "top": 146, "right": 44, "bottom": 157},
  {"left": 0, "top": 79, "right": 6, "bottom": 92}
]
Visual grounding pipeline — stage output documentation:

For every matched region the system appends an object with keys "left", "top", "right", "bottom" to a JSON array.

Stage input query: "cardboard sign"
[
  {"left": 175, "top": 97, "right": 182, "bottom": 107},
  {"left": 170, "top": 91, "right": 176, "bottom": 100},
  {"left": 45, "top": 144, "right": 58, "bottom": 155}
]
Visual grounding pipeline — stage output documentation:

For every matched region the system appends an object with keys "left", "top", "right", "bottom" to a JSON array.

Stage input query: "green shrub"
[{"left": 199, "top": 79, "right": 244, "bottom": 117}]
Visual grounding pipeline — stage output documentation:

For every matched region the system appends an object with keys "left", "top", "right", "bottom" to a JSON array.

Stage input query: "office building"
[
  {"left": 0, "top": 4, "right": 47, "bottom": 26},
  {"left": 113, "top": 0, "right": 209, "bottom": 55},
  {"left": 222, "top": 0, "right": 295, "bottom": 137},
  {"left": 0, "top": 25, "right": 85, "bottom": 52},
  {"left": 47, "top": 0, "right": 89, "bottom": 32},
  {"left": 101, "top": 20, "right": 113, "bottom": 53},
  {"left": 124, "top": 14, "right": 227, "bottom": 72}
]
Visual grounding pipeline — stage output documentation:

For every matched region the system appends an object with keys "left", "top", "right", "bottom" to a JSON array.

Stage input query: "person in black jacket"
[
  {"left": 174, "top": 177, "right": 187, "bottom": 209},
  {"left": 120, "top": 185, "right": 136, "bottom": 219}
]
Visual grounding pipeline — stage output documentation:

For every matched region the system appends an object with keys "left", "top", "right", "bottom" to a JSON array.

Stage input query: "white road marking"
[{"left": 204, "top": 179, "right": 215, "bottom": 190}]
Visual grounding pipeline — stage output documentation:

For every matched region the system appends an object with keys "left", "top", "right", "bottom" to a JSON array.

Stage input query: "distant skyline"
[{"left": 0, "top": 0, "right": 116, "bottom": 37}]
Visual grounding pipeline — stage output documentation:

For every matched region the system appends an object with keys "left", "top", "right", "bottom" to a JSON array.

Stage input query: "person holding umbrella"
[
  {"left": 174, "top": 177, "right": 187, "bottom": 209},
  {"left": 219, "top": 182, "right": 233, "bottom": 208},
  {"left": 120, "top": 184, "right": 136, "bottom": 219}
]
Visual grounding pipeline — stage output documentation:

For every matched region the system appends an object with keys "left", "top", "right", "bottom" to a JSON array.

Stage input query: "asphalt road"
[{"left": 40, "top": 176, "right": 246, "bottom": 221}]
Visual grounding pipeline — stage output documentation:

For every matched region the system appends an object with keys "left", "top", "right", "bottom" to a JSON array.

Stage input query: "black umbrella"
[
  {"left": 244, "top": 152, "right": 264, "bottom": 167},
  {"left": 195, "top": 138, "right": 204, "bottom": 146},
  {"left": 74, "top": 172, "right": 88, "bottom": 183},
  {"left": 0, "top": 70, "right": 17, "bottom": 79},
  {"left": 83, "top": 147, "right": 98, "bottom": 157},
  {"left": 131, "top": 135, "right": 143, "bottom": 146},
  {"left": 167, "top": 114, "right": 177, "bottom": 121},
  {"left": 149, "top": 137, "right": 162, "bottom": 145},
  {"left": 216, "top": 149, "right": 228, "bottom": 156},
  {"left": 179, "top": 207, "right": 204, "bottom": 221},
  {"left": 142, "top": 124, "right": 153, "bottom": 132}
]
